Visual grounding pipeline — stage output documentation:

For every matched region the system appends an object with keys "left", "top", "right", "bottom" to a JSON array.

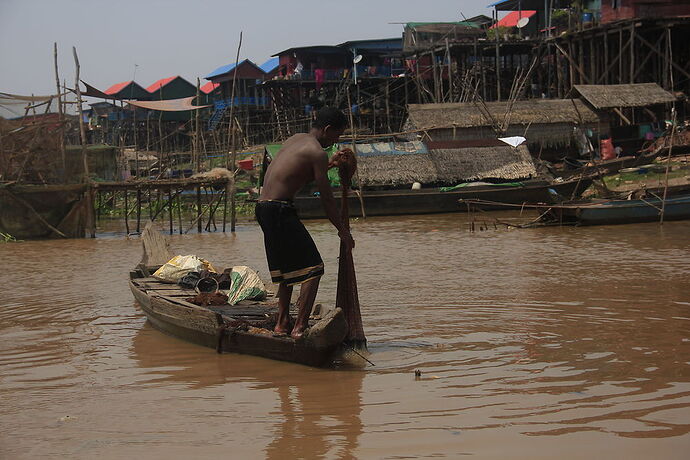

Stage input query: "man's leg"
[
  {"left": 274, "top": 282, "right": 293, "bottom": 334},
  {"left": 291, "top": 276, "right": 320, "bottom": 339}
]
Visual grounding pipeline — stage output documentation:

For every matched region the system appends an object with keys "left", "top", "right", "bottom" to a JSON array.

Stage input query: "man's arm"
[{"left": 312, "top": 151, "right": 354, "bottom": 248}]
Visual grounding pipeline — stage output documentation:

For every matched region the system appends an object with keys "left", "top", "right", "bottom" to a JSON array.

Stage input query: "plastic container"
[
  {"left": 582, "top": 12, "right": 593, "bottom": 26},
  {"left": 238, "top": 159, "right": 254, "bottom": 170}
]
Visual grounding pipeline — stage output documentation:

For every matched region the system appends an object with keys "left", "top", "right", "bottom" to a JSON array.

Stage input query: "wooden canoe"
[
  {"left": 129, "top": 224, "right": 348, "bottom": 367},
  {"left": 541, "top": 193, "right": 690, "bottom": 226},
  {"left": 292, "top": 177, "right": 594, "bottom": 218}
]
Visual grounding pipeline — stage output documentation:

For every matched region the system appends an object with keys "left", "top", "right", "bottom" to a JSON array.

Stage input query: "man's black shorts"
[{"left": 255, "top": 200, "right": 324, "bottom": 285}]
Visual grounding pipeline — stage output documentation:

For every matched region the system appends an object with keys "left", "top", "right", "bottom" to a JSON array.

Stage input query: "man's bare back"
[{"left": 259, "top": 133, "right": 327, "bottom": 201}]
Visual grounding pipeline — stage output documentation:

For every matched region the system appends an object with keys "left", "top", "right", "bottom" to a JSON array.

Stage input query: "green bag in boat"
[{"left": 222, "top": 266, "right": 267, "bottom": 305}]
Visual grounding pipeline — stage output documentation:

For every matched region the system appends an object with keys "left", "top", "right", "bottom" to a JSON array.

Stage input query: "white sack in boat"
[
  {"left": 222, "top": 266, "right": 267, "bottom": 305},
  {"left": 153, "top": 255, "right": 217, "bottom": 283}
]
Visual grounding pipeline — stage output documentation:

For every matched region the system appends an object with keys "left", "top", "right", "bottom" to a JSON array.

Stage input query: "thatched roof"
[
  {"left": 355, "top": 141, "right": 536, "bottom": 186},
  {"left": 574, "top": 83, "right": 676, "bottom": 109},
  {"left": 407, "top": 99, "right": 599, "bottom": 130},
  {"left": 430, "top": 144, "right": 536, "bottom": 183},
  {"left": 355, "top": 141, "right": 436, "bottom": 186}
]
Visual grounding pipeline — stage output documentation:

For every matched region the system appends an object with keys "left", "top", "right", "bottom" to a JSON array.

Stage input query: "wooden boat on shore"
[
  {"left": 293, "top": 176, "right": 594, "bottom": 218},
  {"left": 129, "top": 225, "right": 348, "bottom": 367}
]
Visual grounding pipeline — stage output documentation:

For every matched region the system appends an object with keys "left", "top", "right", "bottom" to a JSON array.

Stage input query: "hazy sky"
[{"left": 0, "top": 0, "right": 492, "bottom": 115}]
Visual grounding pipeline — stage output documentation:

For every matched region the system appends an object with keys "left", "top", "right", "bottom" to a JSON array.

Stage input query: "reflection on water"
[{"left": 1, "top": 214, "right": 689, "bottom": 458}]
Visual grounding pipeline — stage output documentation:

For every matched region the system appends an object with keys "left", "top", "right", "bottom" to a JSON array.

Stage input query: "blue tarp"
[{"left": 354, "top": 141, "right": 428, "bottom": 157}]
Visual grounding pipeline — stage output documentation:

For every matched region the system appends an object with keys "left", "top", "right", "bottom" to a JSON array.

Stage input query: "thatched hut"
[
  {"left": 405, "top": 99, "right": 602, "bottom": 161},
  {"left": 574, "top": 83, "right": 677, "bottom": 153},
  {"left": 355, "top": 140, "right": 537, "bottom": 188}
]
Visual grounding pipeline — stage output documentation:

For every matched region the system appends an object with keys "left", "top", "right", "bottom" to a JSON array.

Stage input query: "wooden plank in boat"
[
  {"left": 208, "top": 304, "right": 277, "bottom": 317},
  {"left": 150, "top": 295, "right": 218, "bottom": 335},
  {"left": 145, "top": 286, "right": 190, "bottom": 292},
  {"left": 135, "top": 277, "right": 165, "bottom": 284}
]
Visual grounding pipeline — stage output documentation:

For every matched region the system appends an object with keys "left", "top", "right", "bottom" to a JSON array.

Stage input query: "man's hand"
[
  {"left": 338, "top": 228, "right": 355, "bottom": 250},
  {"left": 328, "top": 148, "right": 355, "bottom": 169}
]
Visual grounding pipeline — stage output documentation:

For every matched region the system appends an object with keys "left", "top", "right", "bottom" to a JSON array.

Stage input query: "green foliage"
[
  {"left": 603, "top": 164, "right": 689, "bottom": 189},
  {"left": 551, "top": 9, "right": 570, "bottom": 28},
  {"left": 0, "top": 232, "right": 19, "bottom": 243},
  {"left": 486, "top": 26, "right": 512, "bottom": 41}
]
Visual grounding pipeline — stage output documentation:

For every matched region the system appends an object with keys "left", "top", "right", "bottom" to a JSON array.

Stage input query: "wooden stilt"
[
  {"left": 177, "top": 191, "right": 183, "bottom": 235},
  {"left": 168, "top": 186, "right": 173, "bottom": 235},
  {"left": 136, "top": 188, "right": 142, "bottom": 232},
  {"left": 196, "top": 186, "right": 202, "bottom": 234},
  {"left": 124, "top": 188, "right": 130, "bottom": 235}
]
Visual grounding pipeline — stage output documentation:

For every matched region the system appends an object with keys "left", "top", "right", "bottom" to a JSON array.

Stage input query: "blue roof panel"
[
  {"left": 259, "top": 57, "right": 279, "bottom": 73},
  {"left": 205, "top": 62, "right": 239, "bottom": 80}
]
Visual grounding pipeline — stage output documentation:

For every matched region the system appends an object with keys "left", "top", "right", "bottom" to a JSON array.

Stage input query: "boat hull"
[
  {"left": 551, "top": 194, "right": 690, "bottom": 225},
  {"left": 129, "top": 278, "right": 348, "bottom": 367},
  {"left": 293, "top": 178, "right": 593, "bottom": 218}
]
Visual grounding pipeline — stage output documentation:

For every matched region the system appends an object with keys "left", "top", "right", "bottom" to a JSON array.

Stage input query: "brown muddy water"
[{"left": 1, "top": 212, "right": 689, "bottom": 459}]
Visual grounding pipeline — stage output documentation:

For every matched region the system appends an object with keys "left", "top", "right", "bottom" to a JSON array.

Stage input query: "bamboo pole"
[
  {"left": 629, "top": 23, "right": 635, "bottom": 84},
  {"left": 177, "top": 192, "right": 183, "bottom": 234},
  {"left": 207, "top": 189, "right": 225, "bottom": 231},
  {"left": 194, "top": 78, "right": 200, "bottom": 173},
  {"left": 136, "top": 188, "right": 142, "bottom": 232},
  {"left": 660, "top": 29, "right": 676, "bottom": 225},
  {"left": 168, "top": 186, "right": 173, "bottom": 234},
  {"left": 495, "top": 40, "right": 501, "bottom": 100},
  {"left": 659, "top": 111, "right": 676, "bottom": 225},
  {"left": 196, "top": 186, "right": 202, "bottom": 233},
  {"left": 53, "top": 43, "right": 65, "bottom": 177},
  {"left": 346, "top": 86, "right": 366, "bottom": 218},
  {"left": 73, "top": 46, "right": 95, "bottom": 238},
  {"left": 185, "top": 189, "right": 224, "bottom": 234},
  {"left": 227, "top": 31, "right": 243, "bottom": 233},
  {"left": 124, "top": 189, "right": 130, "bottom": 234}
]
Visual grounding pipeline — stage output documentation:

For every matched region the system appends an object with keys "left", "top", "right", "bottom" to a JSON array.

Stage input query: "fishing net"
[{"left": 332, "top": 149, "right": 367, "bottom": 349}]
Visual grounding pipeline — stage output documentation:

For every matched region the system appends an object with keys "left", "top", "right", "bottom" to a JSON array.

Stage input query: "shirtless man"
[{"left": 255, "top": 107, "right": 355, "bottom": 339}]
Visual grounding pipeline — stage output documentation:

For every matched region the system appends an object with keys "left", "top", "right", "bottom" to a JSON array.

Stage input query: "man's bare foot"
[
  {"left": 290, "top": 327, "right": 307, "bottom": 340},
  {"left": 274, "top": 324, "right": 291, "bottom": 335},
  {"left": 274, "top": 316, "right": 292, "bottom": 335}
]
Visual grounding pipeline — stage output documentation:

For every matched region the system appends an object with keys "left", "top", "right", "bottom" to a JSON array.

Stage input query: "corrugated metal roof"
[
  {"left": 259, "top": 57, "right": 279, "bottom": 73},
  {"left": 488, "top": 0, "right": 546, "bottom": 11},
  {"left": 104, "top": 81, "right": 132, "bottom": 95},
  {"left": 146, "top": 76, "right": 178, "bottom": 93},
  {"left": 271, "top": 45, "right": 346, "bottom": 57},
  {"left": 200, "top": 82, "right": 219, "bottom": 94},
  {"left": 205, "top": 59, "right": 265, "bottom": 80},
  {"left": 490, "top": 10, "right": 536, "bottom": 29},
  {"left": 206, "top": 62, "right": 239, "bottom": 80},
  {"left": 338, "top": 38, "right": 402, "bottom": 51},
  {"left": 406, "top": 21, "right": 479, "bottom": 28}
]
